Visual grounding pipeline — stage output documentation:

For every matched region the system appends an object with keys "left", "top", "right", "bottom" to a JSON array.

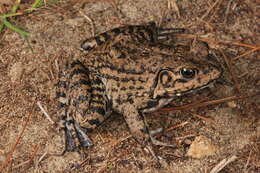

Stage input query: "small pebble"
[{"left": 187, "top": 136, "right": 218, "bottom": 159}]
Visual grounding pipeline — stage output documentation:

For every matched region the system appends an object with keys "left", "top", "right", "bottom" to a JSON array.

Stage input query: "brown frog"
[{"left": 56, "top": 22, "right": 222, "bottom": 160}]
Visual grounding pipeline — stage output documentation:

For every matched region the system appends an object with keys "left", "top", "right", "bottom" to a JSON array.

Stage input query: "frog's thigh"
[
  {"left": 122, "top": 105, "right": 150, "bottom": 145},
  {"left": 69, "top": 60, "right": 92, "bottom": 111},
  {"left": 69, "top": 61, "right": 109, "bottom": 126},
  {"left": 60, "top": 61, "right": 93, "bottom": 149},
  {"left": 78, "top": 75, "right": 112, "bottom": 129}
]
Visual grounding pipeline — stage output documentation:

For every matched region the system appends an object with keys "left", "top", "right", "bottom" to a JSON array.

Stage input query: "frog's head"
[{"left": 152, "top": 59, "right": 222, "bottom": 99}]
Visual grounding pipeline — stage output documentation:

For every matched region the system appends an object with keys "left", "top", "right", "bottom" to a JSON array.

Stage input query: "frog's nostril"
[{"left": 203, "top": 68, "right": 211, "bottom": 74}]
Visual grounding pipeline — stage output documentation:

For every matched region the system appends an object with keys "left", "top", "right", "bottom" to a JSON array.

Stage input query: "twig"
[
  {"left": 37, "top": 101, "right": 55, "bottom": 124},
  {"left": 177, "top": 34, "right": 260, "bottom": 49},
  {"left": 165, "top": 121, "right": 188, "bottom": 132},
  {"left": 155, "top": 121, "right": 189, "bottom": 138},
  {"left": 243, "top": 149, "right": 252, "bottom": 172},
  {"left": 220, "top": 50, "right": 240, "bottom": 93},
  {"left": 12, "top": 160, "right": 31, "bottom": 169},
  {"left": 210, "top": 155, "right": 238, "bottom": 173},
  {"left": 28, "top": 145, "right": 40, "bottom": 169},
  {"left": 168, "top": 0, "right": 180, "bottom": 18},
  {"left": 175, "top": 134, "right": 197, "bottom": 141},
  {"left": 234, "top": 47, "right": 260, "bottom": 60},
  {"left": 161, "top": 93, "right": 260, "bottom": 112},
  {"left": 79, "top": 10, "right": 95, "bottom": 37},
  {"left": 224, "top": 0, "right": 233, "bottom": 24},
  {"left": 197, "top": 18, "right": 214, "bottom": 31},
  {"left": 189, "top": 112, "right": 215, "bottom": 124},
  {"left": 201, "top": 0, "right": 223, "bottom": 20},
  {"left": 12, "top": 145, "right": 40, "bottom": 169},
  {"left": 35, "top": 151, "right": 48, "bottom": 170}
]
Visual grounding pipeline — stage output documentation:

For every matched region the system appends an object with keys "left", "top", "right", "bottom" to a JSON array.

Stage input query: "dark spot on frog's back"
[
  {"left": 121, "top": 87, "right": 127, "bottom": 91},
  {"left": 88, "top": 118, "right": 101, "bottom": 125},
  {"left": 100, "top": 32, "right": 111, "bottom": 42},
  {"left": 111, "top": 28, "right": 121, "bottom": 34},
  {"left": 87, "top": 87, "right": 104, "bottom": 93},
  {"left": 89, "top": 106, "right": 106, "bottom": 116},
  {"left": 146, "top": 100, "right": 159, "bottom": 109},
  {"left": 121, "top": 78, "right": 130, "bottom": 82},
  {"left": 71, "top": 79, "right": 91, "bottom": 88},
  {"left": 78, "top": 94, "right": 88, "bottom": 102},
  {"left": 129, "top": 86, "right": 135, "bottom": 90},
  {"left": 70, "top": 68, "right": 89, "bottom": 78},
  {"left": 56, "top": 91, "right": 66, "bottom": 98},
  {"left": 128, "top": 98, "right": 134, "bottom": 104}
]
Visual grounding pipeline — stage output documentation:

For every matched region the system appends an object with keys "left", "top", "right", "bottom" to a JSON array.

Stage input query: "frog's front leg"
[
  {"left": 122, "top": 104, "right": 161, "bottom": 161},
  {"left": 122, "top": 104, "right": 176, "bottom": 152}
]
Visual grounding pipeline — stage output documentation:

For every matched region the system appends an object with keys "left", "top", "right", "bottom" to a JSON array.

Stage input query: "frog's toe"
[
  {"left": 157, "top": 27, "right": 185, "bottom": 40},
  {"left": 64, "top": 120, "right": 78, "bottom": 151},
  {"left": 74, "top": 123, "right": 93, "bottom": 148}
]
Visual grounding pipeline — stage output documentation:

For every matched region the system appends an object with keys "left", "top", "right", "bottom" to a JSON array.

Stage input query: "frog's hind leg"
[
  {"left": 81, "top": 22, "right": 185, "bottom": 51},
  {"left": 56, "top": 60, "right": 94, "bottom": 152},
  {"left": 56, "top": 70, "right": 79, "bottom": 151},
  {"left": 77, "top": 74, "right": 113, "bottom": 135},
  {"left": 66, "top": 60, "right": 95, "bottom": 150},
  {"left": 65, "top": 60, "right": 112, "bottom": 150}
]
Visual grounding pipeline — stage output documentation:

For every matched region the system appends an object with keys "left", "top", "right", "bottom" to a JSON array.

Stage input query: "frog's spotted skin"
[
  {"left": 81, "top": 22, "right": 185, "bottom": 51},
  {"left": 56, "top": 22, "right": 222, "bottom": 156}
]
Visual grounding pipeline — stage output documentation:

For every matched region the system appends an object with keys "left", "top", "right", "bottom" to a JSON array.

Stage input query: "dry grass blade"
[
  {"left": 189, "top": 112, "right": 215, "bottom": 124},
  {"left": 79, "top": 10, "right": 95, "bottom": 37},
  {"left": 178, "top": 34, "right": 260, "bottom": 49},
  {"left": 234, "top": 47, "right": 260, "bottom": 60},
  {"left": 243, "top": 149, "right": 253, "bottom": 172},
  {"left": 37, "top": 101, "right": 55, "bottom": 124},
  {"left": 12, "top": 145, "right": 39, "bottom": 169},
  {"left": 220, "top": 50, "right": 240, "bottom": 93},
  {"left": 161, "top": 93, "right": 260, "bottom": 112},
  {"left": 168, "top": 0, "right": 180, "bottom": 17},
  {"left": 224, "top": 0, "right": 232, "bottom": 24},
  {"left": 210, "top": 155, "right": 238, "bottom": 173},
  {"left": 200, "top": 0, "right": 223, "bottom": 20},
  {"left": 35, "top": 151, "right": 48, "bottom": 169},
  {"left": 155, "top": 122, "right": 189, "bottom": 138},
  {"left": 0, "top": 112, "right": 33, "bottom": 171}
]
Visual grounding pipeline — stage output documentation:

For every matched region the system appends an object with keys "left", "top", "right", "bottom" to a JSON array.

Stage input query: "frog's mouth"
[
  {"left": 175, "top": 81, "right": 215, "bottom": 97},
  {"left": 175, "top": 77, "right": 232, "bottom": 97}
]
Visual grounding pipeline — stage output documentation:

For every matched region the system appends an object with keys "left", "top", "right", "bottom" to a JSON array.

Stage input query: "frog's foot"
[
  {"left": 74, "top": 122, "right": 93, "bottom": 148},
  {"left": 61, "top": 116, "right": 93, "bottom": 152}
]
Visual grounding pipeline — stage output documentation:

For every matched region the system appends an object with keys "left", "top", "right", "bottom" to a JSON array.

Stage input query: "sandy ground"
[{"left": 0, "top": 0, "right": 259, "bottom": 172}]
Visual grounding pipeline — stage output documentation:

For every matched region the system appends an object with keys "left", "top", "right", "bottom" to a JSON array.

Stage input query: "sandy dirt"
[{"left": 0, "top": 0, "right": 259, "bottom": 172}]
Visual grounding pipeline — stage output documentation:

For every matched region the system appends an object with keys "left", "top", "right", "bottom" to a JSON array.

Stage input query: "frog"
[{"left": 56, "top": 22, "right": 222, "bottom": 160}]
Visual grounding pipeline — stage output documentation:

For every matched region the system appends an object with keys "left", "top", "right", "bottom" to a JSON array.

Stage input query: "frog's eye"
[{"left": 180, "top": 68, "right": 197, "bottom": 79}]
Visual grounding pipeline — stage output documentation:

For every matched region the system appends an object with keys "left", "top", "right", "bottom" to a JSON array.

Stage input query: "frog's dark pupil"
[{"left": 180, "top": 68, "right": 196, "bottom": 79}]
